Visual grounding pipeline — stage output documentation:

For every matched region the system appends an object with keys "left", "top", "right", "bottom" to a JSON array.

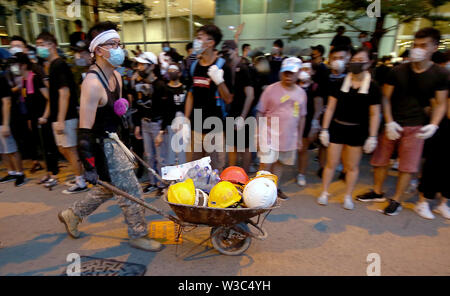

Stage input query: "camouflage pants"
[{"left": 70, "top": 139, "right": 148, "bottom": 239}]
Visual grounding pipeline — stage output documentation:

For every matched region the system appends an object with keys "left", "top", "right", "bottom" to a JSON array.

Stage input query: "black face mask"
[
  {"left": 168, "top": 72, "right": 180, "bottom": 81},
  {"left": 348, "top": 62, "right": 367, "bottom": 74}
]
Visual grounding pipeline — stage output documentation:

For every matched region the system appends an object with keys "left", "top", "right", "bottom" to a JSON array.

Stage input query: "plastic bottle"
[{"left": 184, "top": 165, "right": 200, "bottom": 181}]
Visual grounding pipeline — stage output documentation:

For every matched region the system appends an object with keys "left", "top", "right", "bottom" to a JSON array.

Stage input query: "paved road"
[{"left": 1, "top": 156, "right": 449, "bottom": 276}]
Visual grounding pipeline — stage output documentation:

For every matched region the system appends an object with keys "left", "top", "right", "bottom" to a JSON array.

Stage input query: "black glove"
[{"left": 77, "top": 128, "right": 99, "bottom": 185}]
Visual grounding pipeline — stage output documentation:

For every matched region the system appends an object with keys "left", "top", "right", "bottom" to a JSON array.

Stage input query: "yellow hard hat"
[
  {"left": 208, "top": 181, "right": 242, "bottom": 208},
  {"left": 254, "top": 171, "right": 278, "bottom": 186},
  {"left": 168, "top": 178, "right": 196, "bottom": 205}
]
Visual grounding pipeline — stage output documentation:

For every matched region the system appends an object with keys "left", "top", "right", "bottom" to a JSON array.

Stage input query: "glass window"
[
  {"left": 216, "top": 0, "right": 240, "bottom": 15},
  {"left": 168, "top": 0, "right": 190, "bottom": 41},
  {"left": 0, "top": 15, "right": 8, "bottom": 45},
  {"left": 37, "top": 14, "right": 53, "bottom": 34},
  {"left": 294, "top": 0, "right": 318, "bottom": 12},
  {"left": 267, "top": 0, "right": 290, "bottom": 13},
  {"left": 242, "top": 0, "right": 265, "bottom": 14},
  {"left": 192, "top": 0, "right": 215, "bottom": 38}
]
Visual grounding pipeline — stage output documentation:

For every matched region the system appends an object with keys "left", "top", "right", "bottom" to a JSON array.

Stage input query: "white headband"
[
  {"left": 89, "top": 29, "right": 120, "bottom": 56},
  {"left": 168, "top": 64, "right": 180, "bottom": 71}
]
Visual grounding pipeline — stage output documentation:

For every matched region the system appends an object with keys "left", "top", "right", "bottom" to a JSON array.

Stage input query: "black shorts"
[{"left": 329, "top": 120, "right": 368, "bottom": 147}]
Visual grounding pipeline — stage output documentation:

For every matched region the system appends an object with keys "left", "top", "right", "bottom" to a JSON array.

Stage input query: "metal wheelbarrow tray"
[{"left": 164, "top": 196, "right": 280, "bottom": 256}]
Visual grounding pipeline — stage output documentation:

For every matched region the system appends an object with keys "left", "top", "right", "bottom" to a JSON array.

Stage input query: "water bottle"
[{"left": 183, "top": 165, "right": 199, "bottom": 181}]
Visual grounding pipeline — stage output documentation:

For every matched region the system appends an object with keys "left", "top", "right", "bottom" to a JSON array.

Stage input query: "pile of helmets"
[{"left": 168, "top": 166, "right": 278, "bottom": 209}]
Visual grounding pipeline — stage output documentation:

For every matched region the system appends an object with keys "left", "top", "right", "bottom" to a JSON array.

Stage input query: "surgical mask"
[
  {"left": 272, "top": 47, "right": 281, "bottom": 55},
  {"left": 106, "top": 47, "right": 125, "bottom": 67},
  {"left": 299, "top": 71, "right": 311, "bottom": 81},
  {"left": 193, "top": 39, "right": 205, "bottom": 55},
  {"left": 409, "top": 48, "right": 427, "bottom": 63},
  {"left": 163, "top": 46, "right": 170, "bottom": 52},
  {"left": 75, "top": 58, "right": 89, "bottom": 67},
  {"left": 348, "top": 62, "right": 368, "bottom": 75},
  {"left": 255, "top": 61, "right": 270, "bottom": 74},
  {"left": 36, "top": 46, "right": 50, "bottom": 59},
  {"left": 330, "top": 60, "right": 346, "bottom": 74},
  {"left": 10, "top": 47, "right": 23, "bottom": 55},
  {"left": 10, "top": 64, "right": 21, "bottom": 76}
]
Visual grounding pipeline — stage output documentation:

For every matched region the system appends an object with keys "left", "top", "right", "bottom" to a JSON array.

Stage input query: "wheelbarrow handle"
[
  {"left": 131, "top": 151, "right": 169, "bottom": 185},
  {"left": 97, "top": 180, "right": 184, "bottom": 225}
]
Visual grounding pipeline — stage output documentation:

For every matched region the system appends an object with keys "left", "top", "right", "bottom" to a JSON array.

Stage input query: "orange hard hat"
[{"left": 220, "top": 166, "right": 249, "bottom": 185}]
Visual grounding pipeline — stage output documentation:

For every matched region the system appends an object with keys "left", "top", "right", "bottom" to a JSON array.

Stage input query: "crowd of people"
[{"left": 1, "top": 21, "right": 449, "bottom": 250}]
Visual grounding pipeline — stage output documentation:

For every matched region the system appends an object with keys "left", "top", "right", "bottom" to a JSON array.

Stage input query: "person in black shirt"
[
  {"left": 36, "top": 31, "right": 87, "bottom": 193},
  {"left": 0, "top": 74, "right": 26, "bottom": 186},
  {"left": 267, "top": 39, "right": 286, "bottom": 84},
  {"left": 69, "top": 20, "right": 86, "bottom": 50},
  {"left": 319, "top": 48, "right": 381, "bottom": 210},
  {"left": 330, "top": 26, "right": 352, "bottom": 53},
  {"left": 296, "top": 63, "right": 323, "bottom": 187},
  {"left": 165, "top": 63, "right": 187, "bottom": 165},
  {"left": 357, "top": 28, "right": 448, "bottom": 217},
  {"left": 221, "top": 40, "right": 254, "bottom": 172},
  {"left": 184, "top": 24, "right": 233, "bottom": 171},
  {"left": 15, "top": 53, "right": 60, "bottom": 185}
]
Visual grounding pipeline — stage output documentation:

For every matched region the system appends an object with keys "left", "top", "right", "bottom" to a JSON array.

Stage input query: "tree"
[{"left": 283, "top": 0, "right": 450, "bottom": 53}]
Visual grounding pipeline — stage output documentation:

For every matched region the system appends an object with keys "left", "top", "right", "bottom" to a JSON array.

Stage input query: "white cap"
[
  {"left": 134, "top": 52, "right": 157, "bottom": 64},
  {"left": 280, "top": 57, "right": 302, "bottom": 73}
]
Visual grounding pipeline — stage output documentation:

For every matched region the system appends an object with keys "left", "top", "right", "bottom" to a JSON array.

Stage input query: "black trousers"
[
  {"left": 418, "top": 119, "right": 449, "bottom": 200},
  {"left": 39, "top": 122, "right": 60, "bottom": 175}
]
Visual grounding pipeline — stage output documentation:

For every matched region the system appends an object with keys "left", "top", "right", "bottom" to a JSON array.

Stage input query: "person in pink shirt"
[{"left": 256, "top": 57, "right": 307, "bottom": 199}]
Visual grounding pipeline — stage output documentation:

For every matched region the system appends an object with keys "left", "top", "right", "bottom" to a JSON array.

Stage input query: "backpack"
[{"left": 190, "top": 57, "right": 228, "bottom": 119}]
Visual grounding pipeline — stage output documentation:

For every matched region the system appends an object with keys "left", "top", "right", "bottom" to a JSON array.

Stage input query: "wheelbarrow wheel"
[{"left": 210, "top": 223, "right": 251, "bottom": 256}]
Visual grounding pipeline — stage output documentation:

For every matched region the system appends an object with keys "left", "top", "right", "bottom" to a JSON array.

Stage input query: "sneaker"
[
  {"left": 0, "top": 174, "right": 16, "bottom": 184},
  {"left": 383, "top": 199, "right": 402, "bottom": 216},
  {"left": 14, "top": 174, "right": 27, "bottom": 187},
  {"left": 414, "top": 201, "right": 435, "bottom": 220},
  {"left": 317, "top": 192, "right": 329, "bottom": 206},
  {"left": 343, "top": 195, "right": 354, "bottom": 210},
  {"left": 44, "top": 178, "right": 58, "bottom": 188},
  {"left": 38, "top": 175, "right": 50, "bottom": 185},
  {"left": 143, "top": 184, "right": 158, "bottom": 194},
  {"left": 296, "top": 174, "right": 306, "bottom": 187},
  {"left": 357, "top": 190, "right": 386, "bottom": 202},
  {"left": 277, "top": 188, "right": 289, "bottom": 200},
  {"left": 62, "top": 184, "right": 89, "bottom": 194},
  {"left": 433, "top": 203, "right": 450, "bottom": 220}
]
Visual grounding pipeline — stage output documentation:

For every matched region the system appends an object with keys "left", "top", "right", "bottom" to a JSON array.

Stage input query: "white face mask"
[
  {"left": 409, "top": 48, "right": 428, "bottom": 62},
  {"left": 10, "top": 64, "right": 21, "bottom": 76},
  {"left": 10, "top": 47, "right": 23, "bottom": 55},
  {"left": 193, "top": 39, "right": 205, "bottom": 55},
  {"left": 298, "top": 71, "right": 311, "bottom": 81},
  {"left": 330, "top": 59, "right": 346, "bottom": 73}
]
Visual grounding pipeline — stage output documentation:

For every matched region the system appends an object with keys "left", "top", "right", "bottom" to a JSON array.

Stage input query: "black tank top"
[{"left": 88, "top": 69, "right": 122, "bottom": 137}]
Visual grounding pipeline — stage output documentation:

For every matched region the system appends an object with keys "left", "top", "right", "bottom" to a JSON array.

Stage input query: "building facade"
[{"left": 0, "top": 0, "right": 449, "bottom": 57}]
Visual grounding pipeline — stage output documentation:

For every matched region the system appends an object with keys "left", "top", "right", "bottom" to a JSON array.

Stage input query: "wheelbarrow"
[
  {"left": 97, "top": 151, "right": 280, "bottom": 256},
  {"left": 164, "top": 195, "right": 280, "bottom": 256}
]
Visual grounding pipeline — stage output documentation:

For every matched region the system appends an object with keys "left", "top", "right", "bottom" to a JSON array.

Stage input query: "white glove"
[
  {"left": 416, "top": 124, "right": 438, "bottom": 140},
  {"left": 385, "top": 121, "right": 403, "bottom": 141},
  {"left": 207, "top": 65, "right": 224, "bottom": 85},
  {"left": 319, "top": 130, "right": 329, "bottom": 147},
  {"left": 363, "top": 137, "right": 378, "bottom": 154}
]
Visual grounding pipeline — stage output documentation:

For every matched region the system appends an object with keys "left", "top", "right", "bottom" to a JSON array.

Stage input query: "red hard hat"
[{"left": 220, "top": 166, "right": 249, "bottom": 185}]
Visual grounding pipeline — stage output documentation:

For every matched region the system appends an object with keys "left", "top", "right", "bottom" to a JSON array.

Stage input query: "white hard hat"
[
  {"left": 134, "top": 52, "right": 157, "bottom": 64},
  {"left": 243, "top": 177, "right": 277, "bottom": 208},
  {"left": 195, "top": 189, "right": 209, "bottom": 207}
]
